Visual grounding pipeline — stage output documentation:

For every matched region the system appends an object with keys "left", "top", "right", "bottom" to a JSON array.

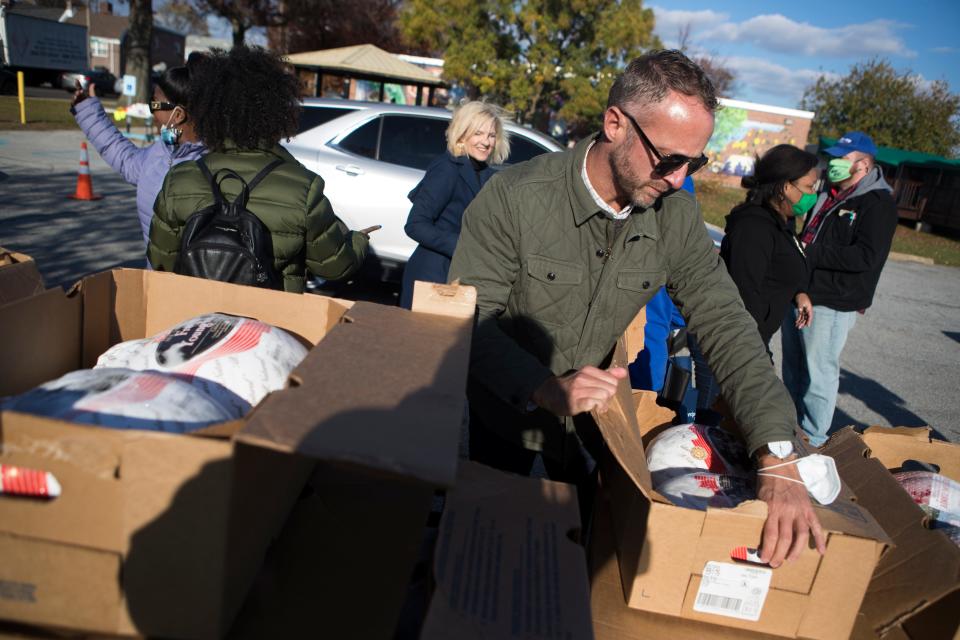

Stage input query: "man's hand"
[
  {"left": 71, "top": 79, "right": 95, "bottom": 108},
  {"left": 794, "top": 293, "right": 814, "bottom": 329},
  {"left": 756, "top": 453, "right": 827, "bottom": 568},
  {"left": 531, "top": 366, "right": 627, "bottom": 416}
]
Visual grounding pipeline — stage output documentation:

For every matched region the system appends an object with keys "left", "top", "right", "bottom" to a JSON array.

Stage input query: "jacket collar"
[
  {"left": 569, "top": 134, "right": 661, "bottom": 240},
  {"left": 450, "top": 151, "right": 484, "bottom": 197},
  {"left": 169, "top": 139, "right": 205, "bottom": 159},
  {"left": 569, "top": 135, "right": 607, "bottom": 226},
  {"left": 214, "top": 141, "right": 296, "bottom": 162}
]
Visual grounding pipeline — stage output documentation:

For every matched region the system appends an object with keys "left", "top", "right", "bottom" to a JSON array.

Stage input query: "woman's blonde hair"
[{"left": 446, "top": 100, "right": 511, "bottom": 165}]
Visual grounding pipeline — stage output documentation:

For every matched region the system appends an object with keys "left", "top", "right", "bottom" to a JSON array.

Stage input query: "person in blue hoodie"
[{"left": 71, "top": 62, "right": 206, "bottom": 249}]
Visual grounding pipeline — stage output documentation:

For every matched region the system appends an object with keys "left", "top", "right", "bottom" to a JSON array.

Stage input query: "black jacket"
[
  {"left": 720, "top": 203, "right": 808, "bottom": 346},
  {"left": 802, "top": 167, "right": 898, "bottom": 312}
]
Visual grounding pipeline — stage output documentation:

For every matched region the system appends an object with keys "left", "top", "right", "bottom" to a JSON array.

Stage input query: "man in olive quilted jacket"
[{"left": 449, "top": 50, "right": 825, "bottom": 568}]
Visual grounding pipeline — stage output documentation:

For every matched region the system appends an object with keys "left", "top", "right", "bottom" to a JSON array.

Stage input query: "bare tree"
[
  {"left": 126, "top": 0, "right": 152, "bottom": 103},
  {"left": 155, "top": 0, "right": 209, "bottom": 36},
  {"left": 676, "top": 22, "right": 736, "bottom": 97},
  {"left": 268, "top": 0, "right": 404, "bottom": 55},
  {"left": 195, "top": 0, "right": 284, "bottom": 48}
]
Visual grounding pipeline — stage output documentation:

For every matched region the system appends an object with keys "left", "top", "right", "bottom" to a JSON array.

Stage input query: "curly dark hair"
[{"left": 185, "top": 45, "right": 301, "bottom": 152}]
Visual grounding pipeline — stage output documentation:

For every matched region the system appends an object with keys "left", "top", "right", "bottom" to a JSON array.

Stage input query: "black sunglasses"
[
  {"left": 149, "top": 101, "right": 177, "bottom": 113},
  {"left": 620, "top": 109, "right": 709, "bottom": 177}
]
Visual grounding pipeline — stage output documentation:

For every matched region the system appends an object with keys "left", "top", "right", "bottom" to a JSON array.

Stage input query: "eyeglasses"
[
  {"left": 149, "top": 101, "right": 177, "bottom": 113},
  {"left": 619, "top": 108, "right": 709, "bottom": 177}
]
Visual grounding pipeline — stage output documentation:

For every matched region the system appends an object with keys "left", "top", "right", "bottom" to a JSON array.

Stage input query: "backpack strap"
[
  {"left": 246, "top": 158, "right": 285, "bottom": 193},
  {"left": 196, "top": 158, "right": 224, "bottom": 206}
]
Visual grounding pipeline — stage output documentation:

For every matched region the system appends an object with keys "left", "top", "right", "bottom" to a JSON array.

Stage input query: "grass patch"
[
  {"left": 0, "top": 96, "right": 121, "bottom": 130},
  {"left": 693, "top": 177, "right": 745, "bottom": 229},
  {"left": 0, "top": 96, "right": 77, "bottom": 130},
  {"left": 891, "top": 225, "right": 960, "bottom": 267},
  {"left": 693, "top": 177, "right": 960, "bottom": 267}
]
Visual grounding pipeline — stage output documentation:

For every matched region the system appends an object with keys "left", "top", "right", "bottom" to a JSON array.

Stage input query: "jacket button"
[
  {"left": 547, "top": 272, "right": 557, "bottom": 281},
  {"left": 642, "top": 281, "right": 650, "bottom": 289},
  {"left": 596, "top": 249, "right": 605, "bottom": 257}
]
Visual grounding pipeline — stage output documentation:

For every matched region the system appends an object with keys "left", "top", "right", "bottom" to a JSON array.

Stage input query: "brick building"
[{"left": 702, "top": 98, "right": 815, "bottom": 186}]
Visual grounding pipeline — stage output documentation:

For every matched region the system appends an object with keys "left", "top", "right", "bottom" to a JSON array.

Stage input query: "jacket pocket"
[
  {"left": 522, "top": 255, "right": 584, "bottom": 327},
  {"left": 614, "top": 269, "right": 666, "bottom": 330}
]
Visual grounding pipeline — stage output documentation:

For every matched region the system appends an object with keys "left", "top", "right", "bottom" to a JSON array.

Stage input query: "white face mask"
[
  {"left": 757, "top": 453, "right": 841, "bottom": 505},
  {"left": 794, "top": 454, "right": 841, "bottom": 505}
]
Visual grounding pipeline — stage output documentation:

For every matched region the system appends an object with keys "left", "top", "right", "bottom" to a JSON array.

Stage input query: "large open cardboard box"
[
  {"left": 591, "top": 376, "right": 892, "bottom": 639},
  {"left": 590, "top": 489, "right": 782, "bottom": 640},
  {"left": 0, "top": 248, "right": 44, "bottom": 307},
  {"left": 0, "top": 269, "right": 474, "bottom": 639},
  {"left": 850, "top": 426, "right": 960, "bottom": 640},
  {"left": 420, "top": 461, "right": 594, "bottom": 640}
]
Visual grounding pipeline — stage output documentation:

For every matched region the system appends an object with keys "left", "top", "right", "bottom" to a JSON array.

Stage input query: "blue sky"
[{"left": 651, "top": 1, "right": 960, "bottom": 109}]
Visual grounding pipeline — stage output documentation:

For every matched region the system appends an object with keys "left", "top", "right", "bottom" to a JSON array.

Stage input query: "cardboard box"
[
  {"left": 0, "top": 248, "right": 44, "bottom": 306},
  {"left": 420, "top": 461, "right": 595, "bottom": 640},
  {"left": 861, "top": 425, "right": 960, "bottom": 481},
  {"left": 0, "top": 270, "right": 474, "bottom": 639},
  {"left": 591, "top": 380, "right": 893, "bottom": 639},
  {"left": 849, "top": 426, "right": 960, "bottom": 640},
  {"left": 590, "top": 490, "right": 782, "bottom": 640}
]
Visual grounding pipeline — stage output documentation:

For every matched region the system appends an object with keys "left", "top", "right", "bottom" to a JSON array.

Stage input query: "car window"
[
  {"left": 505, "top": 134, "right": 552, "bottom": 165},
  {"left": 338, "top": 118, "right": 381, "bottom": 159},
  {"left": 378, "top": 115, "right": 448, "bottom": 170},
  {"left": 297, "top": 106, "right": 358, "bottom": 134}
]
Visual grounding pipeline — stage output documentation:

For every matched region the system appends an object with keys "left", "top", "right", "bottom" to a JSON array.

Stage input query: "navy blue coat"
[{"left": 400, "top": 151, "right": 494, "bottom": 308}]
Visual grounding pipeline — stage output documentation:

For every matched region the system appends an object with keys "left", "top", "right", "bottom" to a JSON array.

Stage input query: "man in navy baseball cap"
[
  {"left": 823, "top": 131, "right": 878, "bottom": 157},
  {"left": 782, "top": 129, "right": 897, "bottom": 448}
]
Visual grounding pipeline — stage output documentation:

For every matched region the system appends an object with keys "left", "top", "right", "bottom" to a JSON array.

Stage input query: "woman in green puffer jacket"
[{"left": 147, "top": 45, "right": 368, "bottom": 293}]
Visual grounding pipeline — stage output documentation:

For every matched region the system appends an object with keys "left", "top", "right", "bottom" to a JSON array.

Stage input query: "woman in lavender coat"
[{"left": 70, "top": 64, "right": 205, "bottom": 248}]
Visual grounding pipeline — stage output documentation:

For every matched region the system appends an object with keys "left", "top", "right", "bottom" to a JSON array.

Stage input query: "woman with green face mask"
[{"left": 718, "top": 144, "right": 820, "bottom": 352}]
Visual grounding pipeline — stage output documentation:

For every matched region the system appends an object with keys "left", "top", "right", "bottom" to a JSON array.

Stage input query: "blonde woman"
[{"left": 399, "top": 101, "right": 510, "bottom": 308}]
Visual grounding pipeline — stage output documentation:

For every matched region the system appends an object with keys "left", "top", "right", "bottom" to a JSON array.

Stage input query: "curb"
[{"left": 887, "top": 251, "right": 935, "bottom": 265}]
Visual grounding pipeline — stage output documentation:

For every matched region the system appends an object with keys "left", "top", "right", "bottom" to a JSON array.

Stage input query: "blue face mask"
[{"left": 159, "top": 107, "right": 183, "bottom": 146}]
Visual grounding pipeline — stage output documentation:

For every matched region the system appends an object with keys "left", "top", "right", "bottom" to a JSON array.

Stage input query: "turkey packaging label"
[
  {"left": 1, "top": 368, "right": 237, "bottom": 433},
  {"left": 645, "top": 423, "right": 756, "bottom": 510},
  {"left": 96, "top": 313, "right": 308, "bottom": 415}
]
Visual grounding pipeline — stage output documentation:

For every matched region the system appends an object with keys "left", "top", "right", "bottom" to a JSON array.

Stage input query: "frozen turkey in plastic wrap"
[
  {"left": 894, "top": 470, "right": 960, "bottom": 548},
  {"left": 0, "top": 368, "right": 238, "bottom": 433},
  {"left": 95, "top": 313, "right": 309, "bottom": 416},
  {"left": 655, "top": 471, "right": 756, "bottom": 511},
  {"left": 645, "top": 423, "right": 756, "bottom": 511}
]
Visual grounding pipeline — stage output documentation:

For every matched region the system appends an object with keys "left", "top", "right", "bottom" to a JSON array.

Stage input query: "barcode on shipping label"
[{"left": 693, "top": 561, "right": 771, "bottom": 622}]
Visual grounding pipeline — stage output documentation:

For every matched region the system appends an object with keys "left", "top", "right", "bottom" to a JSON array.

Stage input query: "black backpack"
[{"left": 174, "top": 157, "right": 284, "bottom": 289}]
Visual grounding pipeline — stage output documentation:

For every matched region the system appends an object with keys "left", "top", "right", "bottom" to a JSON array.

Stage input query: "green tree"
[
  {"left": 801, "top": 59, "right": 960, "bottom": 158},
  {"left": 399, "top": 0, "right": 661, "bottom": 135}
]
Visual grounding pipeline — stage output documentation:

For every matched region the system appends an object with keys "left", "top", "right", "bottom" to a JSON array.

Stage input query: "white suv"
[{"left": 283, "top": 99, "right": 564, "bottom": 279}]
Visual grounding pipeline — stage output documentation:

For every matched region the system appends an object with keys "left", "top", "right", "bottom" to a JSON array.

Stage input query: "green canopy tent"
[{"left": 818, "top": 137, "right": 960, "bottom": 230}]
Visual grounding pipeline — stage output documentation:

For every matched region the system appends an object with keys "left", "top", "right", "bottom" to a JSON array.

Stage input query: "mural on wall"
[{"left": 705, "top": 106, "right": 800, "bottom": 177}]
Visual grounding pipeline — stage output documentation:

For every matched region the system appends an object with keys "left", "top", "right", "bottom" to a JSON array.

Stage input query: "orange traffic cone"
[{"left": 67, "top": 142, "right": 103, "bottom": 201}]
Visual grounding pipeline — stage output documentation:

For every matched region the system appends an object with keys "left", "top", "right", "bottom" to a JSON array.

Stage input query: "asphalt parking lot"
[{"left": 2, "top": 129, "right": 957, "bottom": 443}]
